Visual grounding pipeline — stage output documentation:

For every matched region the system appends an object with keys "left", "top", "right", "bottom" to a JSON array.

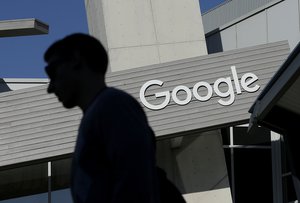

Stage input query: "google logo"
[{"left": 139, "top": 66, "right": 260, "bottom": 110}]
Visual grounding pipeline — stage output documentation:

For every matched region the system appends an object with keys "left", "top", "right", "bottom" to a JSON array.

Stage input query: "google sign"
[{"left": 139, "top": 66, "right": 260, "bottom": 110}]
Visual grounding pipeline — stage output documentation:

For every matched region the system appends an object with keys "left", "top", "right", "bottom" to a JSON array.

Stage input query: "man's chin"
[{"left": 62, "top": 101, "right": 77, "bottom": 109}]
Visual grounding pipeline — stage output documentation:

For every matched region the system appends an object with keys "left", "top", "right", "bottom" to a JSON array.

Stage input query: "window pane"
[
  {"left": 233, "top": 126, "right": 271, "bottom": 146},
  {"left": 233, "top": 148, "right": 273, "bottom": 202},
  {"left": 0, "top": 163, "right": 48, "bottom": 200},
  {"left": 51, "top": 158, "right": 72, "bottom": 202},
  {"left": 51, "top": 158, "right": 71, "bottom": 190}
]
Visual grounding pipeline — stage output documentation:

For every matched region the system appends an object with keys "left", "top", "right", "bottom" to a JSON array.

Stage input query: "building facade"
[{"left": 0, "top": 0, "right": 299, "bottom": 202}]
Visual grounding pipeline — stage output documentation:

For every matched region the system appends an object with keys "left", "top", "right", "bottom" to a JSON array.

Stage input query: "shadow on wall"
[
  {"left": 0, "top": 78, "right": 12, "bottom": 93},
  {"left": 205, "top": 28, "right": 224, "bottom": 54}
]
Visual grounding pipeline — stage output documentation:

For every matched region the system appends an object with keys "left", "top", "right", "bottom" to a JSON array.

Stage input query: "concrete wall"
[
  {"left": 206, "top": 0, "right": 300, "bottom": 54},
  {"left": 156, "top": 130, "right": 232, "bottom": 203},
  {"left": 106, "top": 41, "right": 289, "bottom": 137},
  {"left": 84, "top": 0, "right": 207, "bottom": 72}
]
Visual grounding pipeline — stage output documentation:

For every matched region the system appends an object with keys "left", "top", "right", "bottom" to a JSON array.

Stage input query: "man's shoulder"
[
  {"left": 93, "top": 87, "right": 139, "bottom": 110},
  {"left": 104, "top": 87, "right": 128, "bottom": 96},
  {"left": 85, "top": 87, "right": 146, "bottom": 123},
  {"left": 101, "top": 87, "right": 133, "bottom": 101},
  {"left": 83, "top": 87, "right": 125, "bottom": 119}
]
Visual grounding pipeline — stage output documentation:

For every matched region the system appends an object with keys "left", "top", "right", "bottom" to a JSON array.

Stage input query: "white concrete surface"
[
  {"left": 183, "top": 188, "right": 232, "bottom": 203},
  {"left": 109, "top": 46, "right": 160, "bottom": 72},
  {"left": 84, "top": 0, "right": 207, "bottom": 72},
  {"left": 151, "top": 0, "right": 205, "bottom": 43},
  {"left": 156, "top": 130, "right": 232, "bottom": 203},
  {"left": 158, "top": 41, "right": 207, "bottom": 63},
  {"left": 0, "top": 18, "right": 48, "bottom": 37},
  {"left": 102, "top": 0, "right": 156, "bottom": 48}
]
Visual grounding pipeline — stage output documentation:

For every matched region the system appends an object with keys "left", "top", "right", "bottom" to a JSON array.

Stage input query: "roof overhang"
[
  {"left": 0, "top": 18, "right": 48, "bottom": 37},
  {"left": 249, "top": 42, "right": 300, "bottom": 134}
]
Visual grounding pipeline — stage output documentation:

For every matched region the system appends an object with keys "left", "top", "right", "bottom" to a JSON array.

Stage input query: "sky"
[{"left": 0, "top": 0, "right": 226, "bottom": 78}]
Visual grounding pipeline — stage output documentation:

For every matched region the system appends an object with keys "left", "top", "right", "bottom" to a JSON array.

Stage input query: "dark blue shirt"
[{"left": 71, "top": 87, "right": 159, "bottom": 203}]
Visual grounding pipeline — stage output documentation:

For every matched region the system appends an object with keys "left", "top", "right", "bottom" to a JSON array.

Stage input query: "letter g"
[{"left": 140, "top": 80, "right": 170, "bottom": 110}]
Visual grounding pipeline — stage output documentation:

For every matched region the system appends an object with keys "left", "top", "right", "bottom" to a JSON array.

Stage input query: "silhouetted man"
[{"left": 44, "top": 33, "right": 186, "bottom": 203}]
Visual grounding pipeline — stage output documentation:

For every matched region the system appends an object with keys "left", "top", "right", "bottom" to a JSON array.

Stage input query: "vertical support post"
[
  {"left": 271, "top": 131, "right": 283, "bottom": 203},
  {"left": 230, "top": 127, "right": 236, "bottom": 203},
  {"left": 48, "top": 161, "right": 52, "bottom": 203}
]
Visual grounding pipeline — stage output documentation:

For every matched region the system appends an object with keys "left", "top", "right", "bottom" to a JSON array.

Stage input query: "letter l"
[{"left": 231, "top": 66, "right": 242, "bottom": 94}]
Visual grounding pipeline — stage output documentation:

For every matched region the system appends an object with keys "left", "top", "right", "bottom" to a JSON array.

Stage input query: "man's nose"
[{"left": 47, "top": 82, "right": 55, "bottom": 94}]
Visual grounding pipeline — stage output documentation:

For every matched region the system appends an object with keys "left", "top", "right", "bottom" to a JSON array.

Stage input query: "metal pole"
[
  {"left": 230, "top": 127, "right": 236, "bottom": 203},
  {"left": 48, "top": 161, "right": 51, "bottom": 203}
]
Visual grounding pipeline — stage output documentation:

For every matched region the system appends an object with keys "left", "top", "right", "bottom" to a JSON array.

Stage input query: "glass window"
[
  {"left": 51, "top": 158, "right": 72, "bottom": 202},
  {"left": 0, "top": 157, "right": 73, "bottom": 202},
  {"left": 0, "top": 163, "right": 48, "bottom": 201},
  {"left": 51, "top": 158, "right": 72, "bottom": 191},
  {"left": 222, "top": 126, "right": 273, "bottom": 202}
]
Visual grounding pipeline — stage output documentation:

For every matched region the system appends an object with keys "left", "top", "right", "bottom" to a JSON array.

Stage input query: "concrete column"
[
  {"left": 84, "top": 0, "right": 207, "bottom": 72},
  {"left": 156, "top": 130, "right": 232, "bottom": 203}
]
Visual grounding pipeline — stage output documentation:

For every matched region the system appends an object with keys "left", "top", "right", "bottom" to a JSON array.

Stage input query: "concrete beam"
[{"left": 0, "top": 18, "right": 49, "bottom": 38}]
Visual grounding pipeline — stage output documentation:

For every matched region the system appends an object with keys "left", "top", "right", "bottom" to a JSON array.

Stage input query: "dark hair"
[{"left": 44, "top": 33, "right": 108, "bottom": 75}]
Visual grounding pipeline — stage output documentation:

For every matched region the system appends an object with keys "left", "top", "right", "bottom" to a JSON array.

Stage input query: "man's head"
[
  {"left": 45, "top": 33, "right": 108, "bottom": 75},
  {"left": 44, "top": 33, "right": 108, "bottom": 109}
]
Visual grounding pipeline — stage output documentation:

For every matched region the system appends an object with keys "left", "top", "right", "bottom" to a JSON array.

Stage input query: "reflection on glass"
[
  {"left": 0, "top": 188, "right": 73, "bottom": 203},
  {"left": 0, "top": 193, "right": 47, "bottom": 203},
  {"left": 51, "top": 158, "right": 71, "bottom": 191},
  {"left": 52, "top": 188, "right": 72, "bottom": 203},
  {"left": 0, "top": 158, "right": 72, "bottom": 202},
  {"left": 0, "top": 163, "right": 48, "bottom": 201}
]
